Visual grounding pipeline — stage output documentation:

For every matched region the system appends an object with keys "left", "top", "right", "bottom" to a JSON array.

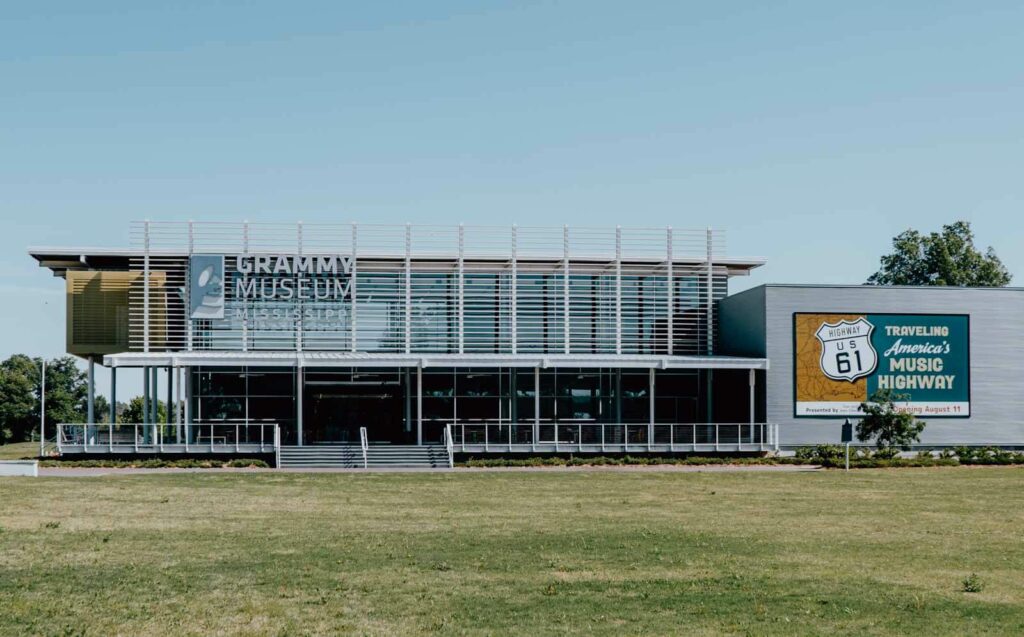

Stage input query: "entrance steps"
[
  {"left": 278, "top": 445, "right": 450, "bottom": 469},
  {"left": 366, "top": 445, "right": 450, "bottom": 468}
]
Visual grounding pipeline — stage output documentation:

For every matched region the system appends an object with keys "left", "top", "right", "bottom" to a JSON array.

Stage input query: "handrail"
[
  {"left": 54, "top": 422, "right": 280, "bottom": 455},
  {"left": 446, "top": 422, "right": 780, "bottom": 452},
  {"left": 444, "top": 423, "right": 455, "bottom": 468},
  {"left": 359, "top": 426, "right": 369, "bottom": 469}
]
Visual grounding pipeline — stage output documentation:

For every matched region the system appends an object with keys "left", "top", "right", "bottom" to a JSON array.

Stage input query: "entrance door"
[{"left": 303, "top": 370, "right": 408, "bottom": 444}]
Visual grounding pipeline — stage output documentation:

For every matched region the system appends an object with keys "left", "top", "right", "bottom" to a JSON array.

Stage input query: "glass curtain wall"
[
  {"left": 191, "top": 367, "right": 297, "bottom": 443},
  {"left": 194, "top": 366, "right": 701, "bottom": 446}
]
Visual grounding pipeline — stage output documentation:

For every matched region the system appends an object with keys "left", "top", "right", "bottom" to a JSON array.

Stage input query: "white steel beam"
[
  {"left": 706, "top": 226, "right": 714, "bottom": 355},
  {"left": 458, "top": 223, "right": 465, "bottom": 354},
  {"left": 351, "top": 222, "right": 358, "bottom": 352},
  {"left": 405, "top": 223, "right": 412, "bottom": 354},
  {"left": 143, "top": 220, "right": 150, "bottom": 353},
  {"left": 563, "top": 225, "right": 570, "bottom": 354},
  {"left": 511, "top": 224, "right": 517, "bottom": 355},
  {"left": 666, "top": 226, "right": 673, "bottom": 356},
  {"left": 615, "top": 226, "right": 622, "bottom": 355}
]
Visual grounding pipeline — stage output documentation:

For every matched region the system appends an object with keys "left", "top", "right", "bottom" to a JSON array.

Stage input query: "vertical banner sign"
[
  {"left": 189, "top": 255, "right": 225, "bottom": 320},
  {"left": 794, "top": 313, "right": 969, "bottom": 417}
]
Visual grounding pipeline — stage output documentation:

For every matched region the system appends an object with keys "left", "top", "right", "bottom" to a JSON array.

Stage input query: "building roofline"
[
  {"left": 735, "top": 283, "right": 1024, "bottom": 293},
  {"left": 29, "top": 246, "right": 766, "bottom": 275}
]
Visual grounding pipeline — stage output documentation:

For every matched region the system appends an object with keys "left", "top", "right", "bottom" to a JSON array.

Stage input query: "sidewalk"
[{"left": 37, "top": 463, "right": 822, "bottom": 477}]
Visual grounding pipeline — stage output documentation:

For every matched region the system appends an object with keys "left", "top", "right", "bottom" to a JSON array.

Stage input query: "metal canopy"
[{"left": 103, "top": 351, "right": 769, "bottom": 370}]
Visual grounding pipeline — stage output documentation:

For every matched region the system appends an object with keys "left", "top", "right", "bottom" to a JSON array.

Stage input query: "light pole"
[{"left": 39, "top": 358, "right": 46, "bottom": 458}]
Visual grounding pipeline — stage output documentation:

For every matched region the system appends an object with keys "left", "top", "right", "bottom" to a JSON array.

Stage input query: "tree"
[
  {"left": 856, "top": 388, "right": 926, "bottom": 456},
  {"left": 0, "top": 355, "right": 39, "bottom": 444},
  {"left": 867, "top": 221, "right": 1011, "bottom": 286},
  {"left": 0, "top": 355, "right": 102, "bottom": 444},
  {"left": 93, "top": 395, "right": 111, "bottom": 423},
  {"left": 121, "top": 396, "right": 167, "bottom": 424}
]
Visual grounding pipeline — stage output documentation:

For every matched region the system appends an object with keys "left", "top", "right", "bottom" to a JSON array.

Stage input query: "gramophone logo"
[{"left": 189, "top": 255, "right": 225, "bottom": 320}]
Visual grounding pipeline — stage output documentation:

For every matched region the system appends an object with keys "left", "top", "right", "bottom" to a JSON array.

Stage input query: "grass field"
[
  {"left": 1, "top": 468, "right": 1023, "bottom": 635},
  {"left": 0, "top": 441, "right": 38, "bottom": 460}
]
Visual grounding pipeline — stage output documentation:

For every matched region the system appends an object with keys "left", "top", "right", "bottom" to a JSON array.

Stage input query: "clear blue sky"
[{"left": 2, "top": 1, "right": 1022, "bottom": 398}]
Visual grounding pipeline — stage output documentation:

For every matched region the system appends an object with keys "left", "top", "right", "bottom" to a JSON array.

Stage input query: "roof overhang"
[
  {"left": 104, "top": 352, "right": 769, "bottom": 371},
  {"left": 29, "top": 247, "right": 766, "bottom": 277}
]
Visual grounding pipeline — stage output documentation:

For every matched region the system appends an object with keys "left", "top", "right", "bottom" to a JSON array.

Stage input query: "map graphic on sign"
[{"left": 814, "top": 318, "right": 878, "bottom": 382}]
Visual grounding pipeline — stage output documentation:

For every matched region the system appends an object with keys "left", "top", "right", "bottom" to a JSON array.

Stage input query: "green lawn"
[
  {"left": 0, "top": 441, "right": 39, "bottom": 460},
  {"left": 1, "top": 468, "right": 1023, "bottom": 636}
]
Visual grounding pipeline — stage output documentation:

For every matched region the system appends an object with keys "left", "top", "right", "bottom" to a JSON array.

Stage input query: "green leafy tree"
[
  {"left": 867, "top": 221, "right": 1011, "bottom": 286},
  {"left": 856, "top": 388, "right": 926, "bottom": 455},
  {"left": 0, "top": 355, "right": 96, "bottom": 444},
  {"left": 93, "top": 395, "right": 111, "bottom": 423},
  {"left": 0, "top": 355, "right": 39, "bottom": 443},
  {"left": 121, "top": 396, "right": 167, "bottom": 424}
]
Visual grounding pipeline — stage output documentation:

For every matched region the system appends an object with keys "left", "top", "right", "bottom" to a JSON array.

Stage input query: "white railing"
[
  {"left": 359, "top": 426, "right": 369, "bottom": 469},
  {"left": 444, "top": 423, "right": 455, "bottom": 468},
  {"left": 447, "top": 422, "right": 779, "bottom": 453},
  {"left": 56, "top": 422, "right": 280, "bottom": 455}
]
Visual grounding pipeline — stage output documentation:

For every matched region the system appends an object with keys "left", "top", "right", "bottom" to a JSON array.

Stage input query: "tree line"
[{"left": 0, "top": 354, "right": 168, "bottom": 444}]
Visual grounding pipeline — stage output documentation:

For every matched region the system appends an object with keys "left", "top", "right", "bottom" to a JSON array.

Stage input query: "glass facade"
[{"left": 192, "top": 366, "right": 703, "bottom": 445}]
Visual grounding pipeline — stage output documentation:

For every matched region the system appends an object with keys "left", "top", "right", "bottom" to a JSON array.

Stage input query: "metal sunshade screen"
[
  {"left": 128, "top": 222, "right": 731, "bottom": 355},
  {"left": 66, "top": 271, "right": 135, "bottom": 356}
]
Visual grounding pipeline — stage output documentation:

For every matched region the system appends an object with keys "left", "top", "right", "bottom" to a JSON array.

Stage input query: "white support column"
[
  {"left": 458, "top": 223, "right": 465, "bottom": 354},
  {"left": 533, "top": 366, "right": 540, "bottom": 452},
  {"left": 749, "top": 368, "right": 756, "bottom": 425},
  {"left": 510, "top": 224, "right": 517, "bottom": 355},
  {"left": 615, "top": 226, "right": 622, "bottom": 355},
  {"left": 86, "top": 357, "right": 95, "bottom": 425},
  {"left": 351, "top": 222, "right": 358, "bottom": 352},
  {"left": 39, "top": 359, "right": 45, "bottom": 458},
  {"left": 563, "top": 225, "right": 570, "bottom": 354},
  {"left": 184, "top": 366, "right": 192, "bottom": 426},
  {"left": 108, "top": 366, "right": 116, "bottom": 426},
  {"left": 666, "top": 226, "right": 673, "bottom": 356},
  {"left": 296, "top": 365, "right": 304, "bottom": 446},
  {"left": 165, "top": 366, "right": 173, "bottom": 425},
  {"left": 416, "top": 365, "right": 423, "bottom": 446},
  {"left": 405, "top": 223, "right": 412, "bottom": 354},
  {"left": 648, "top": 367, "right": 654, "bottom": 450},
  {"left": 143, "top": 220, "right": 150, "bottom": 353},
  {"left": 175, "top": 365, "right": 183, "bottom": 442}
]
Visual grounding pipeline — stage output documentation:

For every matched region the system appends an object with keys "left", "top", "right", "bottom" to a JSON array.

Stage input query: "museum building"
[{"left": 29, "top": 222, "right": 1023, "bottom": 467}]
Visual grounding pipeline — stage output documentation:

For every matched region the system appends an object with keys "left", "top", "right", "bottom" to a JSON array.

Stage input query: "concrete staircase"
[
  {"left": 366, "top": 445, "right": 450, "bottom": 468},
  {"left": 278, "top": 445, "right": 450, "bottom": 469}
]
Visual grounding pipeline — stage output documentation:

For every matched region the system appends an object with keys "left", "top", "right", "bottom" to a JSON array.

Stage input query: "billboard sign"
[{"left": 794, "top": 313, "right": 969, "bottom": 418}]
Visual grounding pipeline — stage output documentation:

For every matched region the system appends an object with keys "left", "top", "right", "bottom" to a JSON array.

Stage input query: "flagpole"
[{"left": 39, "top": 358, "right": 46, "bottom": 458}]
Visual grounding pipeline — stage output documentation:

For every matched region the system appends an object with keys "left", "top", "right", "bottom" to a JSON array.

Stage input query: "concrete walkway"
[{"left": 36, "top": 464, "right": 822, "bottom": 477}]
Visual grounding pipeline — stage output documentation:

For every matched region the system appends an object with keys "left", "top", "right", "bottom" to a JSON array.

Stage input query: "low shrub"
[
  {"left": 962, "top": 573, "right": 984, "bottom": 593},
  {"left": 794, "top": 445, "right": 845, "bottom": 462},
  {"left": 950, "top": 446, "right": 1024, "bottom": 465},
  {"left": 460, "top": 455, "right": 796, "bottom": 468},
  {"left": 39, "top": 458, "right": 270, "bottom": 469}
]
